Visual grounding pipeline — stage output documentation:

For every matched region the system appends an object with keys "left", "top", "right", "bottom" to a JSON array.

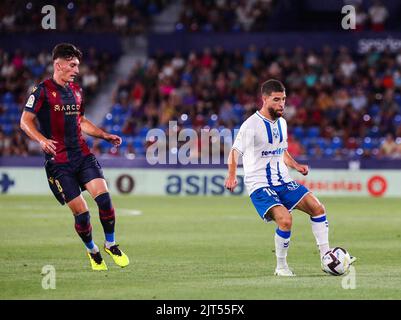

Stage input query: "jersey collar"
[{"left": 256, "top": 111, "right": 279, "bottom": 124}]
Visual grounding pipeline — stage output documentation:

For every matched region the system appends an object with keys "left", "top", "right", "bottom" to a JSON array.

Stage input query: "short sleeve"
[
  {"left": 24, "top": 85, "right": 45, "bottom": 114},
  {"left": 232, "top": 122, "right": 249, "bottom": 155}
]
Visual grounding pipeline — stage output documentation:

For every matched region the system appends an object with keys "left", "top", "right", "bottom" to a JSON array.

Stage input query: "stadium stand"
[{"left": 1, "top": 0, "right": 401, "bottom": 160}]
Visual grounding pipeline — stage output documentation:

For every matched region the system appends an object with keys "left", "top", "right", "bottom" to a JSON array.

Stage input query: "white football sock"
[
  {"left": 275, "top": 228, "right": 291, "bottom": 269},
  {"left": 87, "top": 244, "right": 99, "bottom": 254},
  {"left": 310, "top": 214, "right": 330, "bottom": 258},
  {"left": 105, "top": 241, "right": 116, "bottom": 249}
]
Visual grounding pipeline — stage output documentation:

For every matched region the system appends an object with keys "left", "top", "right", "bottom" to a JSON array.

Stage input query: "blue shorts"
[
  {"left": 250, "top": 181, "right": 310, "bottom": 221},
  {"left": 44, "top": 154, "right": 104, "bottom": 204}
]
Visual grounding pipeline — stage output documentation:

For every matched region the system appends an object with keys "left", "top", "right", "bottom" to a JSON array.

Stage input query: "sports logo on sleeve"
[{"left": 25, "top": 95, "right": 35, "bottom": 108}]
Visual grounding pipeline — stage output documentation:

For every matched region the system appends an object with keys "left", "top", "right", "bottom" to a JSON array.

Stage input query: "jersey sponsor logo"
[
  {"left": 54, "top": 104, "right": 81, "bottom": 111},
  {"left": 287, "top": 181, "right": 300, "bottom": 191},
  {"left": 25, "top": 95, "right": 35, "bottom": 108},
  {"left": 54, "top": 104, "right": 81, "bottom": 115},
  {"left": 261, "top": 148, "right": 286, "bottom": 157}
]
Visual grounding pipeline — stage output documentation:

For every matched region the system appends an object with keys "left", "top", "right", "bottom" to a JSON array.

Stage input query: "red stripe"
[
  {"left": 99, "top": 213, "right": 115, "bottom": 220},
  {"left": 99, "top": 208, "right": 115, "bottom": 220},
  {"left": 33, "top": 87, "right": 45, "bottom": 113},
  {"left": 45, "top": 79, "right": 68, "bottom": 163},
  {"left": 75, "top": 223, "right": 92, "bottom": 233},
  {"left": 70, "top": 83, "right": 91, "bottom": 157},
  {"left": 99, "top": 208, "right": 115, "bottom": 214}
]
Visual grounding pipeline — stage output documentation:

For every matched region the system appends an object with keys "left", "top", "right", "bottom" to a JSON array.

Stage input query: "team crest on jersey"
[
  {"left": 287, "top": 181, "right": 300, "bottom": 191},
  {"left": 52, "top": 91, "right": 57, "bottom": 98},
  {"left": 25, "top": 95, "right": 35, "bottom": 108},
  {"left": 273, "top": 127, "right": 279, "bottom": 139}
]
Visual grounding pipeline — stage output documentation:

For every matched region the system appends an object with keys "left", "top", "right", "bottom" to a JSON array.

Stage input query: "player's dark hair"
[
  {"left": 261, "top": 79, "right": 285, "bottom": 96},
  {"left": 52, "top": 43, "right": 82, "bottom": 61}
]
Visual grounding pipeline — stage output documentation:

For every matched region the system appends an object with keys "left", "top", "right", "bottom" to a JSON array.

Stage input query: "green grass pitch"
[{"left": 1, "top": 195, "right": 400, "bottom": 300}]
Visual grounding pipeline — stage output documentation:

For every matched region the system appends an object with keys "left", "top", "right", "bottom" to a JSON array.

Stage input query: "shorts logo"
[
  {"left": 26, "top": 95, "right": 35, "bottom": 108},
  {"left": 287, "top": 181, "right": 300, "bottom": 191}
]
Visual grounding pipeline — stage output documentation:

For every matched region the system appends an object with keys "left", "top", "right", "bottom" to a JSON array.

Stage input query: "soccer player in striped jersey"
[
  {"left": 225, "top": 79, "right": 354, "bottom": 276},
  {"left": 20, "top": 43, "right": 129, "bottom": 271}
]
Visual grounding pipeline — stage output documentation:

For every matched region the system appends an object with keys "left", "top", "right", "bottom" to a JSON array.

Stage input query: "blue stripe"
[
  {"left": 85, "top": 240, "right": 95, "bottom": 250},
  {"left": 263, "top": 121, "right": 273, "bottom": 144},
  {"left": 277, "top": 119, "right": 283, "bottom": 143},
  {"left": 277, "top": 162, "right": 284, "bottom": 184},
  {"left": 311, "top": 215, "right": 327, "bottom": 223},
  {"left": 276, "top": 228, "right": 291, "bottom": 239},
  {"left": 266, "top": 162, "right": 273, "bottom": 186},
  {"left": 105, "top": 232, "right": 115, "bottom": 243}
]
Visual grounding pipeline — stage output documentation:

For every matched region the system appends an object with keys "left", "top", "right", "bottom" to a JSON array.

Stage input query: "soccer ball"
[{"left": 321, "top": 247, "right": 351, "bottom": 276}]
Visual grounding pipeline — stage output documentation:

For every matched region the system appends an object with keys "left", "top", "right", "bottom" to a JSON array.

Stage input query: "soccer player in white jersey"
[{"left": 225, "top": 79, "right": 354, "bottom": 276}]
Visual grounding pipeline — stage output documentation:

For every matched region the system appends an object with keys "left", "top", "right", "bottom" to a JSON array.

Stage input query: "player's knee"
[
  {"left": 278, "top": 215, "right": 292, "bottom": 230},
  {"left": 313, "top": 203, "right": 326, "bottom": 216},
  {"left": 67, "top": 196, "right": 88, "bottom": 215}
]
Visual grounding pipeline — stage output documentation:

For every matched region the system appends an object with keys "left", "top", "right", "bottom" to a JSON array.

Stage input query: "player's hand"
[
  {"left": 104, "top": 133, "right": 122, "bottom": 146},
  {"left": 225, "top": 175, "right": 238, "bottom": 192},
  {"left": 39, "top": 139, "right": 58, "bottom": 156},
  {"left": 296, "top": 164, "right": 309, "bottom": 176}
]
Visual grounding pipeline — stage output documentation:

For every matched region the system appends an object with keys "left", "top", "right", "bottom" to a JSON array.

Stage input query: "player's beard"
[{"left": 268, "top": 107, "right": 283, "bottom": 120}]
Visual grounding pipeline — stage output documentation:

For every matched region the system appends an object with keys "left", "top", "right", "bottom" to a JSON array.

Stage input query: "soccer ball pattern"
[{"left": 321, "top": 247, "right": 351, "bottom": 276}]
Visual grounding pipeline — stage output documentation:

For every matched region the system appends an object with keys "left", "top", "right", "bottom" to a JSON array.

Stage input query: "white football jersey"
[{"left": 232, "top": 111, "right": 293, "bottom": 195}]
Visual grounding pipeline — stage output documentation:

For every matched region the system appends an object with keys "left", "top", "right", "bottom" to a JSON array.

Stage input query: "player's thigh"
[
  {"left": 250, "top": 187, "right": 283, "bottom": 222},
  {"left": 84, "top": 178, "right": 109, "bottom": 198},
  {"left": 77, "top": 154, "right": 107, "bottom": 198},
  {"left": 45, "top": 162, "right": 82, "bottom": 205},
  {"left": 279, "top": 181, "right": 310, "bottom": 212},
  {"left": 67, "top": 194, "right": 89, "bottom": 215},
  {"left": 294, "top": 192, "right": 325, "bottom": 216},
  {"left": 268, "top": 205, "right": 292, "bottom": 230}
]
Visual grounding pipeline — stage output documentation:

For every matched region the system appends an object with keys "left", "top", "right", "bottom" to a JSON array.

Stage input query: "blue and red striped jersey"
[{"left": 24, "top": 78, "right": 91, "bottom": 163}]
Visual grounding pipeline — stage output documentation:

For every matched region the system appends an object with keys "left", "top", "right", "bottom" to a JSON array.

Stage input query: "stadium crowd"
[
  {"left": 0, "top": 0, "right": 170, "bottom": 35},
  {"left": 0, "top": 47, "right": 114, "bottom": 156},
  {"left": 175, "top": 0, "right": 391, "bottom": 33},
  {"left": 176, "top": 0, "right": 277, "bottom": 32},
  {"left": 101, "top": 44, "right": 401, "bottom": 159}
]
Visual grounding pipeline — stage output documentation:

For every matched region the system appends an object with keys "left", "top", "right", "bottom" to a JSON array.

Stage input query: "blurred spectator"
[
  {"left": 379, "top": 133, "right": 399, "bottom": 158},
  {"left": 368, "top": 0, "right": 388, "bottom": 32},
  {"left": 354, "top": 4, "right": 368, "bottom": 32}
]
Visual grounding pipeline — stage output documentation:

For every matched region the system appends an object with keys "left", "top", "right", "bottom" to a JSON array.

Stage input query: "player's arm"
[
  {"left": 80, "top": 115, "right": 122, "bottom": 146},
  {"left": 224, "top": 148, "right": 241, "bottom": 192},
  {"left": 20, "top": 111, "right": 57, "bottom": 156},
  {"left": 284, "top": 150, "right": 308, "bottom": 176}
]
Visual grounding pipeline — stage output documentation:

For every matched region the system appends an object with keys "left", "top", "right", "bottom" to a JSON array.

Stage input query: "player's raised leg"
[
  {"left": 295, "top": 193, "right": 356, "bottom": 265},
  {"left": 67, "top": 195, "right": 107, "bottom": 271},
  {"left": 85, "top": 178, "right": 129, "bottom": 267},
  {"left": 267, "top": 206, "right": 295, "bottom": 277},
  {"left": 295, "top": 193, "right": 330, "bottom": 259}
]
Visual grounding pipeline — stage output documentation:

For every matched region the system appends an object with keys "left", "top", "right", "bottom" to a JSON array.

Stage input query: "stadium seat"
[
  {"left": 362, "top": 137, "right": 373, "bottom": 150},
  {"left": 331, "top": 136, "right": 343, "bottom": 149},
  {"left": 292, "top": 126, "right": 304, "bottom": 140},
  {"left": 306, "top": 126, "right": 320, "bottom": 138}
]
